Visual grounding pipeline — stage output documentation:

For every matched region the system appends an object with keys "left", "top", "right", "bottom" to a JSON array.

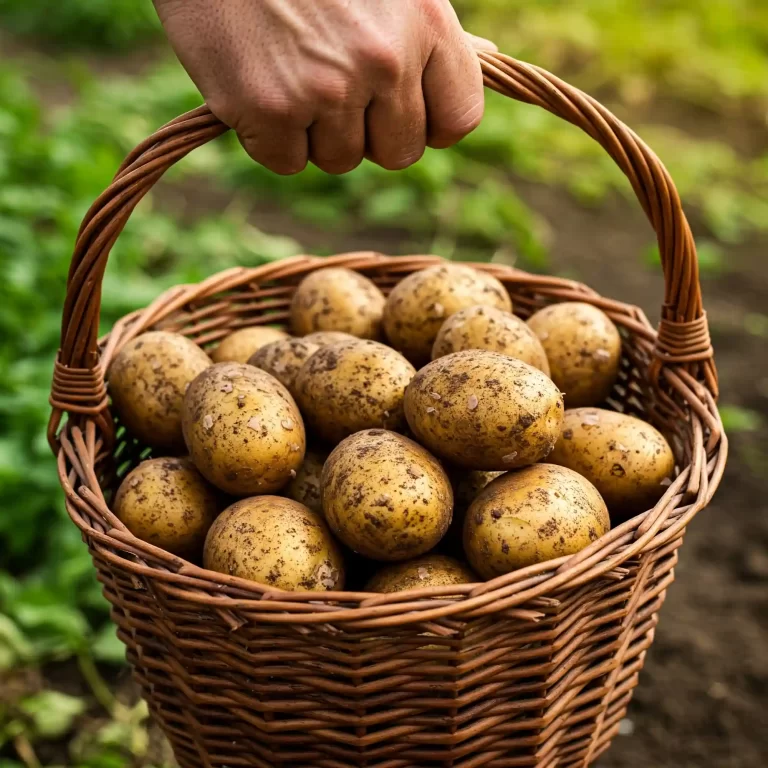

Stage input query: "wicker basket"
[{"left": 49, "top": 53, "right": 726, "bottom": 768}]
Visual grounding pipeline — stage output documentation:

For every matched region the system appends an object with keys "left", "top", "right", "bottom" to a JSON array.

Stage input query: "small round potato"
[
  {"left": 464, "top": 464, "right": 610, "bottom": 578},
  {"left": 404, "top": 350, "right": 564, "bottom": 470},
  {"left": 302, "top": 331, "right": 358, "bottom": 346},
  {"left": 290, "top": 267, "right": 386, "bottom": 339},
  {"left": 432, "top": 305, "right": 550, "bottom": 375},
  {"left": 548, "top": 408, "right": 675, "bottom": 519},
  {"left": 114, "top": 457, "right": 223, "bottom": 559},
  {"left": 383, "top": 264, "right": 512, "bottom": 365},
  {"left": 283, "top": 448, "right": 327, "bottom": 515},
  {"left": 108, "top": 331, "right": 212, "bottom": 451},
  {"left": 210, "top": 326, "right": 289, "bottom": 364},
  {"left": 527, "top": 302, "right": 621, "bottom": 407},
  {"left": 295, "top": 339, "right": 416, "bottom": 444},
  {"left": 321, "top": 430, "right": 453, "bottom": 561},
  {"left": 182, "top": 363, "right": 305, "bottom": 495},
  {"left": 247, "top": 337, "right": 319, "bottom": 394},
  {"left": 365, "top": 555, "right": 477, "bottom": 593},
  {"left": 204, "top": 496, "right": 344, "bottom": 591}
]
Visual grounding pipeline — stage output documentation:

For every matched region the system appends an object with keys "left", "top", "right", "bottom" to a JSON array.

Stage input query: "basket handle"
[{"left": 49, "top": 52, "right": 717, "bottom": 446}]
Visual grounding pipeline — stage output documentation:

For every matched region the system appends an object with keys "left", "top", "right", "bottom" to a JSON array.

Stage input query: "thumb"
[{"left": 465, "top": 32, "right": 499, "bottom": 52}]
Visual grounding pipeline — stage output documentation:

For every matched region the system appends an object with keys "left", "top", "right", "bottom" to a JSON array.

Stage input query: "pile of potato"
[{"left": 110, "top": 263, "right": 675, "bottom": 594}]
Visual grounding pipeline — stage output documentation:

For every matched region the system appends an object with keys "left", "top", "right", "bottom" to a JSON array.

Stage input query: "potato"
[
  {"left": 210, "top": 326, "right": 289, "bottom": 364},
  {"left": 432, "top": 305, "right": 550, "bottom": 375},
  {"left": 452, "top": 469, "right": 506, "bottom": 513},
  {"left": 383, "top": 264, "right": 512, "bottom": 365},
  {"left": 527, "top": 302, "right": 621, "bottom": 407},
  {"left": 204, "top": 496, "right": 344, "bottom": 591},
  {"left": 247, "top": 337, "right": 319, "bottom": 394},
  {"left": 321, "top": 429, "right": 453, "bottom": 561},
  {"left": 302, "top": 331, "right": 357, "bottom": 346},
  {"left": 182, "top": 363, "right": 305, "bottom": 495},
  {"left": 366, "top": 554, "right": 477, "bottom": 593},
  {"left": 283, "top": 448, "right": 327, "bottom": 515},
  {"left": 464, "top": 464, "right": 610, "bottom": 578},
  {"left": 114, "top": 457, "right": 223, "bottom": 559},
  {"left": 548, "top": 407, "right": 675, "bottom": 519},
  {"left": 290, "top": 267, "right": 386, "bottom": 339},
  {"left": 295, "top": 339, "right": 416, "bottom": 444},
  {"left": 404, "top": 350, "right": 564, "bottom": 470},
  {"left": 108, "top": 331, "right": 212, "bottom": 451}
]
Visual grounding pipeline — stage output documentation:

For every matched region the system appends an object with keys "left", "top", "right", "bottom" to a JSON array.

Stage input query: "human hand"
[{"left": 154, "top": 0, "right": 495, "bottom": 175}]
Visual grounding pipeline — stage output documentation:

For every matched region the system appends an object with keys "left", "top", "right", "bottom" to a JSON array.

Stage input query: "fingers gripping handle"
[{"left": 49, "top": 53, "right": 717, "bottom": 449}]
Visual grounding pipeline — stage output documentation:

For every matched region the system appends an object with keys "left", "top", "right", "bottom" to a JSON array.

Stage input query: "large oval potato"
[
  {"left": 204, "top": 496, "right": 344, "bottom": 591},
  {"left": 114, "top": 457, "right": 223, "bottom": 559},
  {"left": 248, "top": 337, "right": 319, "bottom": 395},
  {"left": 108, "top": 331, "right": 212, "bottom": 451},
  {"left": 548, "top": 407, "right": 675, "bottom": 519},
  {"left": 527, "top": 302, "right": 621, "bottom": 407},
  {"left": 383, "top": 264, "right": 512, "bottom": 365},
  {"left": 182, "top": 363, "right": 305, "bottom": 495},
  {"left": 283, "top": 448, "right": 327, "bottom": 515},
  {"left": 295, "top": 339, "right": 416, "bottom": 444},
  {"left": 290, "top": 267, "right": 386, "bottom": 339},
  {"left": 404, "top": 350, "right": 564, "bottom": 470},
  {"left": 321, "top": 430, "right": 453, "bottom": 561},
  {"left": 211, "top": 326, "right": 289, "bottom": 364},
  {"left": 464, "top": 464, "right": 610, "bottom": 578},
  {"left": 365, "top": 554, "right": 477, "bottom": 593},
  {"left": 432, "top": 305, "right": 550, "bottom": 375}
]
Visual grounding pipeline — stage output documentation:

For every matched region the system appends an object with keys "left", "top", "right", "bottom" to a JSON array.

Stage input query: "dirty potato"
[
  {"left": 365, "top": 554, "right": 477, "bottom": 592},
  {"left": 404, "top": 350, "right": 564, "bottom": 470},
  {"left": 108, "top": 331, "right": 212, "bottom": 451},
  {"left": 204, "top": 496, "right": 344, "bottom": 591},
  {"left": 247, "top": 337, "right": 319, "bottom": 395},
  {"left": 295, "top": 339, "right": 416, "bottom": 444},
  {"left": 182, "top": 363, "right": 305, "bottom": 495},
  {"left": 290, "top": 267, "right": 386, "bottom": 339},
  {"left": 283, "top": 448, "right": 327, "bottom": 516},
  {"left": 527, "top": 302, "right": 621, "bottom": 407},
  {"left": 302, "top": 331, "right": 358, "bottom": 346},
  {"left": 210, "top": 326, "right": 289, "bottom": 364},
  {"left": 114, "top": 457, "right": 223, "bottom": 559},
  {"left": 321, "top": 430, "right": 453, "bottom": 561},
  {"left": 432, "top": 305, "right": 550, "bottom": 375},
  {"left": 383, "top": 264, "right": 513, "bottom": 365},
  {"left": 464, "top": 464, "right": 610, "bottom": 578},
  {"left": 548, "top": 407, "right": 675, "bottom": 519}
]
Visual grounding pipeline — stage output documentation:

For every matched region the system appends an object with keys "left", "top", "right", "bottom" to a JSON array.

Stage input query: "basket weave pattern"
[{"left": 49, "top": 54, "right": 726, "bottom": 767}]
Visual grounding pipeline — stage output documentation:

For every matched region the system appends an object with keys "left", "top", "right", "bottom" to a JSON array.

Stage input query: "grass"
[{"left": 0, "top": 0, "right": 766, "bottom": 765}]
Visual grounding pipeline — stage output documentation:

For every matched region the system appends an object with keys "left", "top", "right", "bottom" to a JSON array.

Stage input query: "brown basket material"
[{"left": 49, "top": 53, "right": 726, "bottom": 768}]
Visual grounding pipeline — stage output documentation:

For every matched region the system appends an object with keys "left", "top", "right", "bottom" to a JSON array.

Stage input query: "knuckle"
[
  {"left": 364, "top": 37, "right": 405, "bottom": 82},
  {"left": 309, "top": 73, "right": 354, "bottom": 107},
  {"left": 419, "top": 0, "right": 452, "bottom": 33}
]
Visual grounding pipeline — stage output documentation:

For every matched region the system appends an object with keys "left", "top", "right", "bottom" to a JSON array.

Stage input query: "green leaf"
[
  {"left": 719, "top": 405, "right": 762, "bottom": 433},
  {"left": 20, "top": 691, "right": 86, "bottom": 739},
  {"left": 90, "top": 623, "right": 126, "bottom": 665},
  {"left": 0, "top": 614, "right": 33, "bottom": 669}
]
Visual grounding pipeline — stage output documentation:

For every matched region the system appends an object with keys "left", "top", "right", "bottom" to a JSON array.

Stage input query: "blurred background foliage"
[{"left": 0, "top": 1, "right": 766, "bottom": 766}]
